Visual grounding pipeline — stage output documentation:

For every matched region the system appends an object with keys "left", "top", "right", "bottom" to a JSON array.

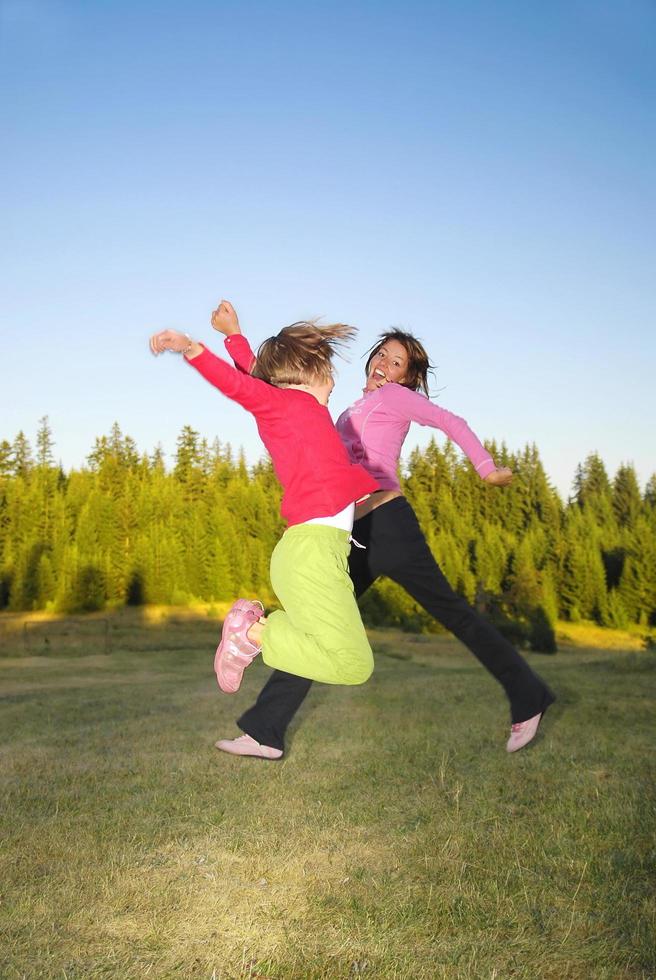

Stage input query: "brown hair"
[
  {"left": 364, "top": 330, "right": 432, "bottom": 395},
  {"left": 253, "top": 321, "right": 356, "bottom": 388}
]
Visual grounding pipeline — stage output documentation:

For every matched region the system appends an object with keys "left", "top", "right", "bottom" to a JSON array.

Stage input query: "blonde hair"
[{"left": 252, "top": 321, "right": 356, "bottom": 387}]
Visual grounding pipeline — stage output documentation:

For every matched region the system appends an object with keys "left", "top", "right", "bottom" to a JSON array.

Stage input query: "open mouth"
[{"left": 374, "top": 369, "right": 386, "bottom": 380}]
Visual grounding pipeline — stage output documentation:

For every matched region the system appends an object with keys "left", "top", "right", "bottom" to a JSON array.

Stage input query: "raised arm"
[
  {"left": 386, "top": 384, "right": 512, "bottom": 485},
  {"left": 149, "top": 328, "right": 275, "bottom": 417},
  {"left": 210, "top": 299, "right": 257, "bottom": 374}
]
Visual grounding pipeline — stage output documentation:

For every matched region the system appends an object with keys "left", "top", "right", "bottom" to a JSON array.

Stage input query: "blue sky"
[{"left": 2, "top": 0, "right": 655, "bottom": 498}]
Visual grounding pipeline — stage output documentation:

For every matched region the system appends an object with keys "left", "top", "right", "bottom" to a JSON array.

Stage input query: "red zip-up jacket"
[{"left": 186, "top": 343, "right": 378, "bottom": 526}]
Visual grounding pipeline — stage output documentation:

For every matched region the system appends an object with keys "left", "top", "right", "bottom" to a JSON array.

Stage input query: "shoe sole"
[
  {"left": 214, "top": 743, "right": 283, "bottom": 761},
  {"left": 215, "top": 604, "right": 262, "bottom": 693},
  {"left": 214, "top": 636, "right": 255, "bottom": 693}
]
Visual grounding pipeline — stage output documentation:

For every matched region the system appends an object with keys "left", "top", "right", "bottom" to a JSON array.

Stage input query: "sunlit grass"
[
  {"left": 1, "top": 606, "right": 650, "bottom": 656},
  {"left": 0, "top": 613, "right": 654, "bottom": 978},
  {"left": 555, "top": 619, "right": 648, "bottom": 651}
]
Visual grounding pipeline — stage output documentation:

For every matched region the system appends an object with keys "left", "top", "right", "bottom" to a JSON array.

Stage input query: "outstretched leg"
[{"left": 363, "top": 498, "right": 554, "bottom": 723}]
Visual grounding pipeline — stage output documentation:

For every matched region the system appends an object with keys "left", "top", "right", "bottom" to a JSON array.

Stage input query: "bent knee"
[{"left": 349, "top": 655, "right": 374, "bottom": 686}]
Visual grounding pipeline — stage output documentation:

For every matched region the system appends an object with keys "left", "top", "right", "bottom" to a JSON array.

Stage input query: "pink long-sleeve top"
[
  {"left": 335, "top": 385, "right": 496, "bottom": 492},
  {"left": 224, "top": 333, "right": 496, "bottom": 492}
]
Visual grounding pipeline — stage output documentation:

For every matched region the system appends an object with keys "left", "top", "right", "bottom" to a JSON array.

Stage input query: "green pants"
[{"left": 261, "top": 524, "right": 374, "bottom": 686}]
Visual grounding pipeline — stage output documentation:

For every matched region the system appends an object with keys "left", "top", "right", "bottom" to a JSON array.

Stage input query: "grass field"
[{"left": 0, "top": 611, "right": 654, "bottom": 978}]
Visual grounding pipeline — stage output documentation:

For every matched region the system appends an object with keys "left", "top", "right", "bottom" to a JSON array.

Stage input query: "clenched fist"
[
  {"left": 211, "top": 299, "right": 241, "bottom": 336},
  {"left": 484, "top": 468, "right": 513, "bottom": 487}
]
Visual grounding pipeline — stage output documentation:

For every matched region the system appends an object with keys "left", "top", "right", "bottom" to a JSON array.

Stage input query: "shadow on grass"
[{"left": 0, "top": 606, "right": 228, "bottom": 658}]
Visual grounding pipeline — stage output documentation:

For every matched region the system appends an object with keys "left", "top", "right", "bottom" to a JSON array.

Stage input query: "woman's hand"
[
  {"left": 149, "top": 330, "right": 201, "bottom": 358},
  {"left": 484, "top": 467, "right": 513, "bottom": 487},
  {"left": 211, "top": 299, "right": 241, "bottom": 336}
]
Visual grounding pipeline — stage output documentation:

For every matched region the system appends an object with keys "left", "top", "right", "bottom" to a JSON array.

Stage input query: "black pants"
[{"left": 238, "top": 497, "right": 555, "bottom": 750}]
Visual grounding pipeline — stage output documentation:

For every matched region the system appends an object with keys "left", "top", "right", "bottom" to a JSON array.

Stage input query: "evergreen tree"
[
  {"left": 68, "top": 564, "right": 106, "bottom": 612},
  {"left": 472, "top": 524, "right": 509, "bottom": 595},
  {"left": 612, "top": 463, "right": 641, "bottom": 528},
  {"left": 174, "top": 425, "right": 202, "bottom": 481},
  {"left": 527, "top": 606, "right": 557, "bottom": 653},
  {"left": 36, "top": 416, "right": 55, "bottom": 468},
  {"left": 618, "top": 519, "right": 656, "bottom": 626},
  {"left": 644, "top": 474, "right": 656, "bottom": 509},
  {"left": 573, "top": 452, "right": 614, "bottom": 526},
  {"left": 507, "top": 536, "right": 542, "bottom": 611},
  {"left": 0, "top": 440, "right": 13, "bottom": 477},
  {"left": 603, "top": 590, "right": 629, "bottom": 631},
  {"left": 574, "top": 452, "right": 611, "bottom": 503},
  {"left": 559, "top": 538, "right": 586, "bottom": 622},
  {"left": 12, "top": 432, "right": 33, "bottom": 476},
  {"left": 36, "top": 552, "right": 56, "bottom": 606},
  {"left": 87, "top": 436, "right": 110, "bottom": 470},
  {"left": 10, "top": 542, "right": 45, "bottom": 610},
  {"left": 151, "top": 443, "right": 166, "bottom": 470},
  {"left": 104, "top": 422, "right": 139, "bottom": 469}
]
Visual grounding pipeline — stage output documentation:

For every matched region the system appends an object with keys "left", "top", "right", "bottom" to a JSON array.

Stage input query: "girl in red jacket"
[{"left": 150, "top": 314, "right": 378, "bottom": 705}]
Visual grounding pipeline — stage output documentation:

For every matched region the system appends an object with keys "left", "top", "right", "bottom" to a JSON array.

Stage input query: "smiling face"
[{"left": 364, "top": 338, "right": 409, "bottom": 391}]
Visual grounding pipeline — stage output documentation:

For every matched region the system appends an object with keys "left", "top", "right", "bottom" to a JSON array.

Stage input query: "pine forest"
[{"left": 1, "top": 418, "right": 655, "bottom": 648}]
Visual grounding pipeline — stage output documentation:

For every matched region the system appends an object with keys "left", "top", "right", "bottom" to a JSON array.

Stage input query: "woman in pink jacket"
[{"left": 214, "top": 303, "right": 555, "bottom": 759}]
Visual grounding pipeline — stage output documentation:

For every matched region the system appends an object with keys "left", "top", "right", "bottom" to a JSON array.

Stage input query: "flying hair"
[{"left": 253, "top": 321, "right": 356, "bottom": 388}]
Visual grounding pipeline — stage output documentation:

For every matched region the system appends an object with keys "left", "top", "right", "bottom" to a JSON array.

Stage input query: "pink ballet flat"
[
  {"left": 215, "top": 733, "right": 283, "bottom": 760},
  {"left": 214, "top": 599, "right": 264, "bottom": 693},
  {"left": 506, "top": 711, "right": 543, "bottom": 753}
]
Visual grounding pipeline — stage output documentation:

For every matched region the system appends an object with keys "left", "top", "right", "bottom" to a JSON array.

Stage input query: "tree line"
[{"left": 1, "top": 419, "right": 655, "bottom": 646}]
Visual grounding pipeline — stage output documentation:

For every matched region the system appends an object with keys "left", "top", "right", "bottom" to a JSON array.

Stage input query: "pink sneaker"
[
  {"left": 214, "top": 599, "right": 264, "bottom": 693},
  {"left": 215, "top": 733, "right": 283, "bottom": 760},
  {"left": 506, "top": 712, "right": 543, "bottom": 753}
]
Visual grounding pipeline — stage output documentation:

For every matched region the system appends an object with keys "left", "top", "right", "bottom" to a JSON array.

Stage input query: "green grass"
[{"left": 0, "top": 612, "right": 654, "bottom": 978}]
